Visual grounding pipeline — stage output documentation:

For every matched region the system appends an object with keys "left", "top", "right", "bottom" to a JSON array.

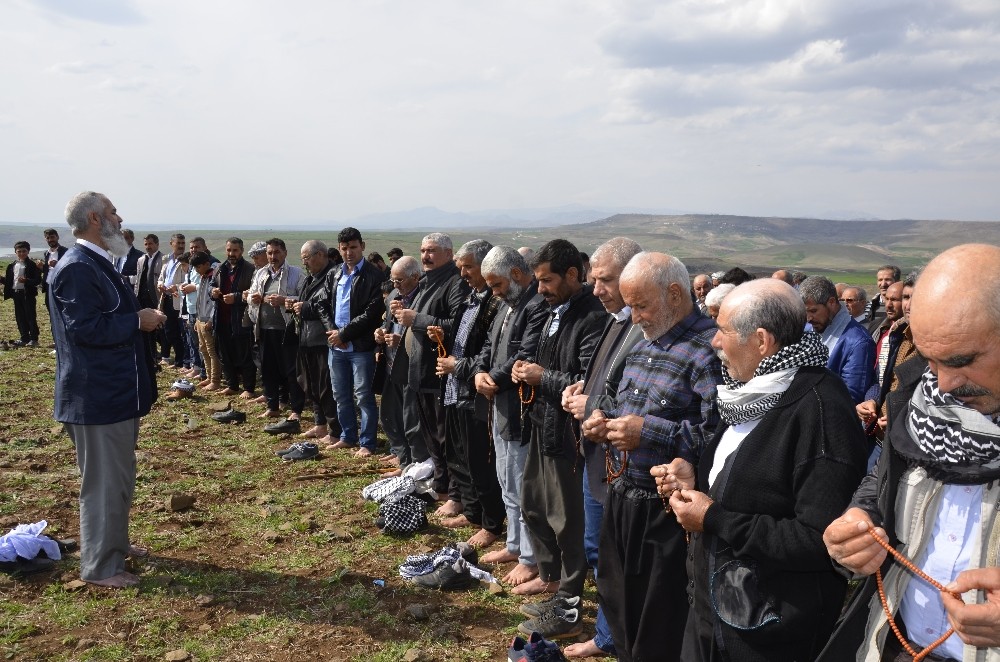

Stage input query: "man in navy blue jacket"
[{"left": 50, "top": 191, "right": 165, "bottom": 588}]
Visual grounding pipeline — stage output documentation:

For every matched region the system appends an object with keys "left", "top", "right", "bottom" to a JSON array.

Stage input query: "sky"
[{"left": 2, "top": 0, "right": 999, "bottom": 226}]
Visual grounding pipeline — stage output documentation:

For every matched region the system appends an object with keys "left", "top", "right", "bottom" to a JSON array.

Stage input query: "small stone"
[
  {"left": 164, "top": 650, "right": 191, "bottom": 662},
  {"left": 262, "top": 530, "right": 283, "bottom": 543},
  {"left": 407, "top": 604, "right": 431, "bottom": 620},
  {"left": 198, "top": 624, "right": 212, "bottom": 632},
  {"left": 75, "top": 638, "right": 97, "bottom": 650},
  {"left": 401, "top": 648, "right": 426, "bottom": 662},
  {"left": 277, "top": 522, "right": 295, "bottom": 532},
  {"left": 50, "top": 425, "right": 64, "bottom": 435},
  {"left": 323, "top": 525, "right": 352, "bottom": 540},
  {"left": 165, "top": 494, "right": 195, "bottom": 512},
  {"left": 484, "top": 580, "right": 505, "bottom": 595},
  {"left": 194, "top": 593, "right": 216, "bottom": 607},
  {"left": 63, "top": 579, "right": 88, "bottom": 591}
]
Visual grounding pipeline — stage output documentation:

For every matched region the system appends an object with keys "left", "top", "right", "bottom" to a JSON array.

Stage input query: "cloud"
[
  {"left": 47, "top": 60, "right": 109, "bottom": 75},
  {"left": 27, "top": 0, "right": 144, "bottom": 25}
]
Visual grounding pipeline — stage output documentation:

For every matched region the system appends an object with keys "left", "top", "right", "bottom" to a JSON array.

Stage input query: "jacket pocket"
[{"left": 711, "top": 559, "right": 781, "bottom": 630}]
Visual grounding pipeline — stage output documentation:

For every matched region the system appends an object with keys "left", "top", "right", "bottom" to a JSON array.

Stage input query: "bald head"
[
  {"left": 722, "top": 279, "right": 806, "bottom": 348},
  {"left": 772, "top": 269, "right": 793, "bottom": 285},
  {"left": 910, "top": 244, "right": 1000, "bottom": 414},
  {"left": 620, "top": 252, "right": 692, "bottom": 340},
  {"left": 693, "top": 274, "right": 713, "bottom": 302}
]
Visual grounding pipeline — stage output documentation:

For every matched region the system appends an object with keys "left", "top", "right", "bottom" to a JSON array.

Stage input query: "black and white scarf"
[
  {"left": 908, "top": 369, "right": 1000, "bottom": 465},
  {"left": 717, "top": 331, "right": 829, "bottom": 426}
]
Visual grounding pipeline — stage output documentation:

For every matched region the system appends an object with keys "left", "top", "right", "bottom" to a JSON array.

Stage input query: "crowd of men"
[{"left": 31, "top": 190, "right": 1000, "bottom": 660}]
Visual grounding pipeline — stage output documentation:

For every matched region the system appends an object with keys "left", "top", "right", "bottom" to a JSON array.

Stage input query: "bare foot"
[
  {"left": 127, "top": 544, "right": 149, "bottom": 558},
  {"left": 329, "top": 440, "right": 355, "bottom": 449},
  {"left": 202, "top": 383, "right": 219, "bottom": 391},
  {"left": 84, "top": 571, "right": 139, "bottom": 588},
  {"left": 435, "top": 500, "right": 463, "bottom": 517},
  {"left": 481, "top": 549, "right": 519, "bottom": 564},
  {"left": 378, "top": 454, "right": 400, "bottom": 466},
  {"left": 510, "top": 574, "right": 555, "bottom": 595},
  {"left": 467, "top": 529, "right": 499, "bottom": 549},
  {"left": 239, "top": 391, "right": 255, "bottom": 400},
  {"left": 220, "top": 387, "right": 238, "bottom": 396},
  {"left": 441, "top": 514, "right": 472, "bottom": 529},
  {"left": 300, "top": 425, "right": 327, "bottom": 439},
  {"left": 564, "top": 639, "right": 611, "bottom": 659},
  {"left": 317, "top": 434, "right": 336, "bottom": 445},
  {"left": 354, "top": 447, "right": 373, "bottom": 458},
  {"left": 259, "top": 410, "right": 281, "bottom": 419}
]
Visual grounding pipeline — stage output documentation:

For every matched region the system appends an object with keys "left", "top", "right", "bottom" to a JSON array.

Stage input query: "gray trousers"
[
  {"left": 67, "top": 419, "right": 139, "bottom": 581},
  {"left": 520, "top": 433, "right": 586, "bottom": 598}
]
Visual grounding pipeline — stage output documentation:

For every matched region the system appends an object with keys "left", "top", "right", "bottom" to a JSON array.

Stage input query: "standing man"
[
  {"left": 4, "top": 241, "right": 42, "bottom": 346},
  {"left": 658, "top": 279, "right": 865, "bottom": 662},
  {"left": 433, "top": 239, "right": 506, "bottom": 548},
  {"left": 392, "top": 233, "right": 469, "bottom": 507},
  {"left": 386, "top": 247, "right": 403, "bottom": 266},
  {"left": 511, "top": 239, "right": 605, "bottom": 637},
  {"left": 692, "top": 273, "right": 714, "bottom": 314},
  {"left": 800, "top": 275, "right": 876, "bottom": 403},
  {"left": 156, "top": 233, "right": 187, "bottom": 368},
  {"left": 473, "top": 246, "right": 548, "bottom": 587},
  {"left": 211, "top": 238, "right": 257, "bottom": 399},
  {"left": 560, "top": 237, "right": 643, "bottom": 659},
  {"left": 821, "top": 245, "right": 1000, "bottom": 661},
  {"left": 291, "top": 241, "right": 342, "bottom": 444},
  {"left": 865, "top": 264, "right": 901, "bottom": 324},
  {"left": 375, "top": 255, "right": 428, "bottom": 467},
  {"left": 50, "top": 191, "right": 164, "bottom": 588},
  {"left": 840, "top": 286, "right": 869, "bottom": 322},
  {"left": 325, "top": 227, "right": 385, "bottom": 458},
  {"left": 134, "top": 234, "right": 163, "bottom": 368},
  {"left": 248, "top": 239, "right": 304, "bottom": 430},
  {"left": 40, "top": 228, "right": 68, "bottom": 310},
  {"left": 580, "top": 252, "right": 722, "bottom": 660},
  {"left": 115, "top": 228, "right": 143, "bottom": 285}
]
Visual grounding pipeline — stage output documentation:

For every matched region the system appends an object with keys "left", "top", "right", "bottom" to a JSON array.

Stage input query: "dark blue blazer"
[
  {"left": 119, "top": 245, "right": 143, "bottom": 278},
  {"left": 49, "top": 244, "right": 157, "bottom": 424},
  {"left": 828, "top": 317, "right": 876, "bottom": 404}
]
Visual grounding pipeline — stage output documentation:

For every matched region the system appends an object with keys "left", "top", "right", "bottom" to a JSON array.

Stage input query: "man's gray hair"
[
  {"left": 591, "top": 237, "right": 643, "bottom": 272},
  {"left": 302, "top": 239, "right": 327, "bottom": 256},
  {"left": 730, "top": 282, "right": 806, "bottom": 348},
  {"left": 65, "top": 191, "right": 106, "bottom": 235},
  {"left": 481, "top": 246, "right": 528, "bottom": 278},
  {"left": 620, "top": 252, "right": 690, "bottom": 291},
  {"left": 392, "top": 255, "right": 422, "bottom": 279},
  {"left": 422, "top": 232, "right": 453, "bottom": 251},
  {"left": 705, "top": 283, "right": 735, "bottom": 309},
  {"left": 855, "top": 286, "right": 868, "bottom": 301},
  {"left": 799, "top": 275, "right": 837, "bottom": 305},
  {"left": 455, "top": 239, "right": 494, "bottom": 265}
]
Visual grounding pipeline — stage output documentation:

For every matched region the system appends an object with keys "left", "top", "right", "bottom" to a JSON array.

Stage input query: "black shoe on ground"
[
  {"left": 518, "top": 606, "right": 582, "bottom": 640},
  {"left": 519, "top": 594, "right": 580, "bottom": 619},
  {"left": 211, "top": 409, "right": 246, "bottom": 424},
  {"left": 410, "top": 560, "right": 475, "bottom": 590},
  {"left": 281, "top": 442, "right": 318, "bottom": 461},
  {"left": 264, "top": 418, "right": 301, "bottom": 435}
]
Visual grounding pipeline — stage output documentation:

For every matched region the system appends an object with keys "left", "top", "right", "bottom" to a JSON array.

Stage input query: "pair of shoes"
[
  {"left": 26, "top": 340, "right": 39, "bottom": 347},
  {"left": 211, "top": 409, "right": 246, "bottom": 424},
  {"left": 264, "top": 418, "right": 301, "bottom": 435},
  {"left": 519, "top": 595, "right": 580, "bottom": 619},
  {"left": 518, "top": 606, "right": 582, "bottom": 640},
  {"left": 508, "top": 631, "right": 568, "bottom": 661},
  {"left": 277, "top": 442, "right": 318, "bottom": 461},
  {"left": 410, "top": 559, "right": 476, "bottom": 590}
]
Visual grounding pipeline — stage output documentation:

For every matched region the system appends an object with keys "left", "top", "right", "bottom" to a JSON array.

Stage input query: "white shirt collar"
[
  {"left": 76, "top": 238, "right": 113, "bottom": 263},
  {"left": 613, "top": 306, "right": 632, "bottom": 323}
]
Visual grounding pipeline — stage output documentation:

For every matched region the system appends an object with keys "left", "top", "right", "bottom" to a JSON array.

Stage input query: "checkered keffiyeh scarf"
[
  {"left": 908, "top": 369, "right": 1000, "bottom": 465},
  {"left": 717, "top": 331, "right": 829, "bottom": 426},
  {"left": 376, "top": 492, "right": 427, "bottom": 534},
  {"left": 362, "top": 476, "right": 415, "bottom": 504}
]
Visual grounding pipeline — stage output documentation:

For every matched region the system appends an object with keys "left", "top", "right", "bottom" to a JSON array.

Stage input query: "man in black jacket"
[
  {"left": 323, "top": 228, "right": 385, "bottom": 458},
  {"left": 210, "top": 238, "right": 257, "bottom": 398},
  {"left": 40, "top": 228, "right": 68, "bottom": 311},
  {"left": 391, "top": 233, "right": 469, "bottom": 508},
  {"left": 290, "top": 241, "right": 341, "bottom": 444},
  {"left": 655, "top": 278, "right": 865, "bottom": 662},
  {"left": 511, "top": 239, "right": 606, "bottom": 638},
  {"left": 472, "top": 246, "right": 548, "bottom": 586},
  {"left": 433, "top": 239, "right": 505, "bottom": 548},
  {"left": 4, "top": 241, "right": 42, "bottom": 345},
  {"left": 821, "top": 244, "right": 1000, "bottom": 661}
]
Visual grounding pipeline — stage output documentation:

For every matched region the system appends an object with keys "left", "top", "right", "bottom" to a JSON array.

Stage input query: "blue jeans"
[
  {"left": 328, "top": 349, "right": 378, "bottom": 451},
  {"left": 583, "top": 464, "right": 616, "bottom": 654}
]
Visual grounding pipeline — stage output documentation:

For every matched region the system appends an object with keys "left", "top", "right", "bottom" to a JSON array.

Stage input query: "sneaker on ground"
[
  {"left": 410, "top": 560, "right": 475, "bottom": 591},
  {"left": 281, "top": 442, "right": 318, "bottom": 461},
  {"left": 519, "top": 594, "right": 580, "bottom": 619},
  {"left": 518, "top": 606, "right": 582, "bottom": 640},
  {"left": 524, "top": 631, "right": 568, "bottom": 661}
]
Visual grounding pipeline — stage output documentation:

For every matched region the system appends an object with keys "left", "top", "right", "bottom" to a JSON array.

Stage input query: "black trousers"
[
  {"left": 381, "top": 379, "right": 428, "bottom": 465},
  {"left": 521, "top": 433, "right": 587, "bottom": 598},
  {"left": 11, "top": 292, "right": 39, "bottom": 342},
  {"left": 415, "top": 391, "right": 453, "bottom": 498},
  {"left": 214, "top": 322, "right": 257, "bottom": 392},
  {"left": 260, "top": 328, "right": 303, "bottom": 414},
  {"left": 444, "top": 405, "right": 506, "bottom": 535},
  {"left": 597, "top": 482, "right": 688, "bottom": 662},
  {"left": 297, "top": 345, "right": 340, "bottom": 432},
  {"left": 162, "top": 304, "right": 185, "bottom": 365}
]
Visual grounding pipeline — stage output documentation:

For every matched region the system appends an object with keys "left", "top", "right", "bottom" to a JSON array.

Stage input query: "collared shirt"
[
  {"left": 45, "top": 247, "right": 61, "bottom": 282},
  {"left": 12, "top": 261, "right": 26, "bottom": 291},
  {"left": 548, "top": 300, "right": 571, "bottom": 337},
  {"left": 900, "top": 484, "right": 981, "bottom": 660},
  {"left": 334, "top": 258, "right": 365, "bottom": 352},
  {"left": 607, "top": 310, "right": 722, "bottom": 492},
  {"left": 162, "top": 253, "right": 181, "bottom": 285},
  {"left": 612, "top": 305, "right": 631, "bottom": 323},
  {"left": 819, "top": 306, "right": 852, "bottom": 352},
  {"left": 444, "top": 288, "right": 487, "bottom": 406},
  {"left": 76, "top": 238, "right": 113, "bottom": 263}
]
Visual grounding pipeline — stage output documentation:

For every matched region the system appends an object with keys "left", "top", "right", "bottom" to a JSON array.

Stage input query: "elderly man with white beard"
[
  {"left": 49, "top": 192, "right": 165, "bottom": 588},
  {"left": 654, "top": 278, "right": 866, "bottom": 661}
]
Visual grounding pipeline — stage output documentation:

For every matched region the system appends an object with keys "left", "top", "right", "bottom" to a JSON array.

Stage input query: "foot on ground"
[
  {"left": 239, "top": 391, "right": 255, "bottom": 400},
  {"left": 300, "top": 426, "right": 327, "bottom": 439},
  {"left": 378, "top": 454, "right": 400, "bottom": 467},
  {"left": 564, "top": 639, "right": 612, "bottom": 659},
  {"left": 481, "top": 548, "right": 519, "bottom": 564},
  {"left": 84, "top": 571, "right": 139, "bottom": 588},
  {"left": 354, "top": 447, "right": 373, "bottom": 458},
  {"left": 435, "top": 500, "right": 464, "bottom": 517},
  {"left": 467, "top": 529, "right": 499, "bottom": 549},
  {"left": 441, "top": 514, "right": 472, "bottom": 529},
  {"left": 510, "top": 574, "right": 555, "bottom": 595}
]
